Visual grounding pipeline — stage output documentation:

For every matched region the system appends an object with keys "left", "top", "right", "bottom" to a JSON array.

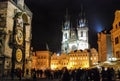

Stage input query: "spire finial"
[
  {"left": 46, "top": 43, "right": 49, "bottom": 51},
  {"left": 64, "top": 8, "right": 70, "bottom": 30},
  {"left": 65, "top": 8, "right": 68, "bottom": 21},
  {"left": 80, "top": 4, "right": 83, "bottom": 17},
  {"left": 62, "top": 21, "right": 63, "bottom": 27}
]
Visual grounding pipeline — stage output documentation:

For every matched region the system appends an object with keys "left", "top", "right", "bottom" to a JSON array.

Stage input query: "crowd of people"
[
  {"left": 2, "top": 65, "right": 119, "bottom": 81},
  {"left": 31, "top": 66, "right": 120, "bottom": 81}
]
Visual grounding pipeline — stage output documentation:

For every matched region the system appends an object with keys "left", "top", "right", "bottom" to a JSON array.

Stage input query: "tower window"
[
  {"left": 116, "top": 24, "right": 117, "bottom": 29},
  {"left": 115, "top": 37, "right": 119, "bottom": 44},
  {"left": 119, "top": 22, "right": 120, "bottom": 27},
  {"left": 116, "top": 51, "right": 120, "bottom": 58},
  {"left": 65, "top": 33, "right": 67, "bottom": 39},
  {"left": 86, "top": 32, "right": 88, "bottom": 37},
  {"left": 81, "top": 31, "right": 83, "bottom": 37}
]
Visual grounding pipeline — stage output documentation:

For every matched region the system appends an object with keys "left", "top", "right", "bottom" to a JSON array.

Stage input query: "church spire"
[
  {"left": 80, "top": 4, "right": 83, "bottom": 17},
  {"left": 78, "top": 4, "right": 88, "bottom": 28},
  {"left": 65, "top": 8, "right": 68, "bottom": 21},
  {"left": 64, "top": 8, "right": 70, "bottom": 30},
  {"left": 46, "top": 43, "right": 49, "bottom": 51}
]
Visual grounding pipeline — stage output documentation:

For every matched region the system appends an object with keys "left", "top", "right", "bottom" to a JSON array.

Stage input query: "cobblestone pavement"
[
  {"left": 1, "top": 78, "right": 120, "bottom": 81},
  {"left": 1, "top": 78, "right": 60, "bottom": 81},
  {"left": 1, "top": 77, "right": 120, "bottom": 81}
]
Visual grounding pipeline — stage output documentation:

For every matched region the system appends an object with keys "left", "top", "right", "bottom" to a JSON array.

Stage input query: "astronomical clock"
[
  {"left": 15, "top": 29, "right": 23, "bottom": 45},
  {"left": 14, "top": 14, "right": 24, "bottom": 68},
  {"left": 16, "top": 48, "right": 23, "bottom": 62}
]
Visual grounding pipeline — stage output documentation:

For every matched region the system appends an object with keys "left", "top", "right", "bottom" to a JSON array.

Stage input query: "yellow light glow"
[{"left": 51, "top": 65, "right": 57, "bottom": 70}]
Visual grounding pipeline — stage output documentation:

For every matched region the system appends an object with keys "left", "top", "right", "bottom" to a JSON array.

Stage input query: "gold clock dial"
[
  {"left": 16, "top": 48, "right": 22, "bottom": 62},
  {"left": 16, "top": 29, "right": 23, "bottom": 45}
]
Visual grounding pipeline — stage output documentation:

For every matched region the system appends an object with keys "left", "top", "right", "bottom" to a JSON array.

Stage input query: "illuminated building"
[
  {"left": 97, "top": 30, "right": 112, "bottom": 62},
  {"left": 31, "top": 52, "right": 37, "bottom": 69},
  {"left": 32, "top": 51, "right": 51, "bottom": 70},
  {"left": 51, "top": 53, "right": 69, "bottom": 70},
  {"left": 32, "top": 6, "right": 98, "bottom": 70},
  {"left": 0, "top": 0, "right": 32, "bottom": 77},
  {"left": 51, "top": 48, "right": 98, "bottom": 70},
  {"left": 33, "top": 49, "right": 98, "bottom": 70},
  {"left": 111, "top": 10, "right": 120, "bottom": 60},
  {"left": 68, "top": 50, "right": 90, "bottom": 69},
  {"left": 90, "top": 48, "right": 99, "bottom": 65},
  {"left": 61, "top": 7, "right": 89, "bottom": 54}
]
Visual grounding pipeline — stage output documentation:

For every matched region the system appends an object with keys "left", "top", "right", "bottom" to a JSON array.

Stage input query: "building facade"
[
  {"left": 51, "top": 53, "right": 69, "bottom": 70},
  {"left": 61, "top": 8, "right": 89, "bottom": 54},
  {"left": 51, "top": 48, "right": 98, "bottom": 70},
  {"left": 32, "top": 51, "right": 51, "bottom": 70},
  {"left": 111, "top": 10, "right": 120, "bottom": 60},
  {"left": 33, "top": 49, "right": 98, "bottom": 70},
  {"left": 97, "top": 30, "right": 112, "bottom": 62},
  {"left": 0, "top": 0, "right": 32, "bottom": 77}
]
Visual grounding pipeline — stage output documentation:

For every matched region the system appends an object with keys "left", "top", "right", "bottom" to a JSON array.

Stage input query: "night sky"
[{"left": 25, "top": 0, "right": 120, "bottom": 53}]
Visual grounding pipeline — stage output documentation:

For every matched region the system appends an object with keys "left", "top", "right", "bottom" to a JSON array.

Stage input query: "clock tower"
[{"left": 0, "top": 0, "right": 32, "bottom": 78}]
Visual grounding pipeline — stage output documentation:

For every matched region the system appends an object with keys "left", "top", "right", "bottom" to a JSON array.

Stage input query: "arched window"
[
  {"left": 119, "top": 22, "right": 120, "bottom": 27},
  {"left": 81, "top": 31, "right": 83, "bottom": 37},
  {"left": 64, "top": 33, "right": 67, "bottom": 39}
]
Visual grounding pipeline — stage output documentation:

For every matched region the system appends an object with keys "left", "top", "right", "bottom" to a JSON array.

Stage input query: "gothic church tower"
[
  {"left": 77, "top": 5, "right": 89, "bottom": 50},
  {"left": 61, "top": 9, "right": 70, "bottom": 53},
  {"left": 61, "top": 5, "right": 89, "bottom": 54}
]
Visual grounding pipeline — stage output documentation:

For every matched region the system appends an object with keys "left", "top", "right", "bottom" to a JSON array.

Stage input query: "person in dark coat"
[
  {"left": 61, "top": 67, "right": 70, "bottom": 81},
  {"left": 101, "top": 67, "right": 108, "bottom": 81},
  {"left": 32, "top": 68, "right": 37, "bottom": 81},
  {"left": 18, "top": 68, "right": 22, "bottom": 80},
  {"left": 118, "top": 69, "right": 120, "bottom": 79}
]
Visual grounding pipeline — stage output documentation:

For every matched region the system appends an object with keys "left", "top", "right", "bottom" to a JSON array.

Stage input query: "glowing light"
[
  {"left": 96, "top": 25, "right": 103, "bottom": 32},
  {"left": 57, "top": 53, "right": 60, "bottom": 56},
  {"left": 94, "top": 57, "right": 96, "bottom": 60},
  {"left": 94, "top": 19, "right": 103, "bottom": 33},
  {"left": 51, "top": 64, "right": 57, "bottom": 70},
  {"left": 91, "top": 57, "right": 92, "bottom": 60}
]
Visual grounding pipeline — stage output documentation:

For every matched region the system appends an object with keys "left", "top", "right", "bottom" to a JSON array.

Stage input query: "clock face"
[
  {"left": 16, "top": 48, "right": 22, "bottom": 62},
  {"left": 15, "top": 29, "right": 23, "bottom": 45}
]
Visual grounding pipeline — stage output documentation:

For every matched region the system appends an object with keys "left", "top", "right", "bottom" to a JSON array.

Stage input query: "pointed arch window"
[
  {"left": 81, "top": 31, "right": 83, "bottom": 37},
  {"left": 116, "top": 24, "right": 117, "bottom": 29},
  {"left": 86, "top": 32, "right": 88, "bottom": 37},
  {"left": 115, "top": 36, "right": 119, "bottom": 44},
  {"left": 119, "top": 22, "right": 120, "bottom": 27},
  {"left": 65, "top": 33, "right": 67, "bottom": 39}
]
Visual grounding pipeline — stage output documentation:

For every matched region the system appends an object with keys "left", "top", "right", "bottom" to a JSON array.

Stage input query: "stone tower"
[
  {"left": 0, "top": 0, "right": 32, "bottom": 78},
  {"left": 77, "top": 5, "right": 89, "bottom": 50},
  {"left": 61, "top": 9, "right": 70, "bottom": 53}
]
